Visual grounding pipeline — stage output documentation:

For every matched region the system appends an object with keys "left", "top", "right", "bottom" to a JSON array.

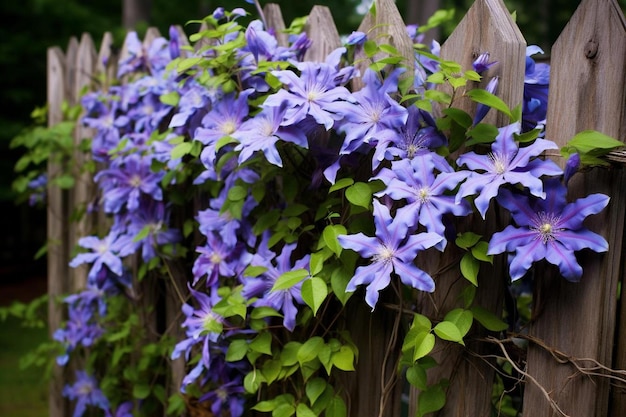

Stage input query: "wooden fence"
[{"left": 45, "top": 0, "right": 626, "bottom": 416}]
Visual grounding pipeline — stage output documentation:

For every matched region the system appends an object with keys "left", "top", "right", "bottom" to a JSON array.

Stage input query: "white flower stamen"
[{"left": 531, "top": 211, "right": 562, "bottom": 243}]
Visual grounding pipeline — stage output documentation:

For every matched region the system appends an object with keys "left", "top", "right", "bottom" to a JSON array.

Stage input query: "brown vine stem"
[
  {"left": 377, "top": 283, "right": 403, "bottom": 417},
  {"left": 485, "top": 336, "right": 571, "bottom": 417}
]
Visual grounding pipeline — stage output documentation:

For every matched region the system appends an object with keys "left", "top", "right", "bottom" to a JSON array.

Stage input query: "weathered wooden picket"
[{"left": 45, "top": 0, "right": 626, "bottom": 416}]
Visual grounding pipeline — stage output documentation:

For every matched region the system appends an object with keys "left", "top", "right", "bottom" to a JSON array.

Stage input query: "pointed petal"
[
  {"left": 508, "top": 239, "right": 546, "bottom": 280},
  {"left": 393, "top": 260, "right": 435, "bottom": 292},
  {"left": 557, "top": 229, "right": 608, "bottom": 253},
  {"left": 488, "top": 225, "right": 536, "bottom": 255},
  {"left": 559, "top": 194, "right": 610, "bottom": 228},
  {"left": 545, "top": 241, "right": 583, "bottom": 282}
]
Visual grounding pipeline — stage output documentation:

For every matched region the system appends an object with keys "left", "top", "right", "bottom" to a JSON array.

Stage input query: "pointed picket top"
[
  {"left": 96, "top": 32, "right": 117, "bottom": 87},
  {"left": 352, "top": 0, "right": 415, "bottom": 91},
  {"left": 303, "top": 6, "right": 341, "bottom": 63},
  {"left": 264, "top": 3, "right": 288, "bottom": 47},
  {"left": 544, "top": 0, "right": 626, "bottom": 149},
  {"left": 65, "top": 36, "right": 80, "bottom": 105},
  {"left": 523, "top": 1, "right": 626, "bottom": 417},
  {"left": 47, "top": 47, "right": 66, "bottom": 126},
  {"left": 440, "top": 0, "right": 526, "bottom": 126},
  {"left": 171, "top": 25, "right": 191, "bottom": 58},
  {"left": 74, "top": 33, "right": 97, "bottom": 100},
  {"left": 143, "top": 27, "right": 162, "bottom": 49}
]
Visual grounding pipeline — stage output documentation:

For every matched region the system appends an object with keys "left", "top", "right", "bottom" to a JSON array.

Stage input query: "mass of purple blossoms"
[{"left": 51, "top": 3, "right": 610, "bottom": 416}]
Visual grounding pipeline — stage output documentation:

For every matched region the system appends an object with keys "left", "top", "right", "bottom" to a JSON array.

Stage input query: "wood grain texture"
[
  {"left": 47, "top": 46, "right": 70, "bottom": 417},
  {"left": 352, "top": 0, "right": 415, "bottom": 92},
  {"left": 440, "top": 0, "right": 526, "bottom": 127},
  {"left": 263, "top": 3, "right": 288, "bottom": 47},
  {"left": 303, "top": 6, "right": 341, "bottom": 64},
  {"left": 523, "top": 0, "right": 626, "bottom": 416}
]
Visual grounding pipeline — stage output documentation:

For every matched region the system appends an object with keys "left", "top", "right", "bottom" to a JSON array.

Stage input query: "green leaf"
[
  {"left": 171, "top": 141, "right": 193, "bottom": 159},
  {"left": 364, "top": 40, "right": 378, "bottom": 58},
  {"left": 326, "top": 396, "right": 347, "bottom": 417},
  {"left": 455, "top": 232, "right": 481, "bottom": 249},
  {"left": 306, "top": 377, "right": 327, "bottom": 405},
  {"left": 244, "top": 265, "right": 268, "bottom": 277},
  {"left": 413, "top": 331, "right": 436, "bottom": 361},
  {"left": 301, "top": 277, "right": 328, "bottom": 316},
  {"left": 323, "top": 225, "right": 347, "bottom": 256},
  {"left": 249, "top": 332, "right": 273, "bottom": 356},
  {"left": 133, "top": 383, "right": 151, "bottom": 400},
  {"left": 309, "top": 251, "right": 326, "bottom": 276},
  {"left": 262, "top": 359, "right": 282, "bottom": 384},
  {"left": 296, "top": 403, "right": 317, "bottom": 417},
  {"left": 466, "top": 88, "right": 512, "bottom": 119},
  {"left": 331, "top": 266, "right": 352, "bottom": 305},
  {"left": 244, "top": 369, "right": 266, "bottom": 394},
  {"left": 466, "top": 123, "right": 499, "bottom": 146},
  {"left": 225, "top": 339, "right": 248, "bottom": 361},
  {"left": 443, "top": 309, "right": 473, "bottom": 337},
  {"left": 418, "top": 384, "right": 446, "bottom": 417},
  {"left": 406, "top": 363, "right": 428, "bottom": 390},
  {"left": 271, "top": 269, "right": 309, "bottom": 292},
  {"left": 329, "top": 178, "right": 354, "bottom": 193},
  {"left": 273, "top": 403, "right": 296, "bottom": 417},
  {"left": 280, "top": 342, "right": 302, "bottom": 366},
  {"left": 345, "top": 182, "right": 372, "bottom": 209},
  {"left": 298, "top": 337, "right": 324, "bottom": 364},
  {"left": 565, "top": 130, "right": 623, "bottom": 154},
  {"left": 460, "top": 252, "right": 479, "bottom": 286},
  {"left": 434, "top": 321, "right": 465, "bottom": 345},
  {"left": 253, "top": 400, "right": 277, "bottom": 412},
  {"left": 331, "top": 346, "right": 355, "bottom": 371},
  {"left": 471, "top": 241, "right": 493, "bottom": 264},
  {"left": 228, "top": 185, "right": 247, "bottom": 201},
  {"left": 442, "top": 108, "right": 472, "bottom": 129},
  {"left": 471, "top": 306, "right": 508, "bottom": 331},
  {"left": 160, "top": 91, "right": 180, "bottom": 106}
]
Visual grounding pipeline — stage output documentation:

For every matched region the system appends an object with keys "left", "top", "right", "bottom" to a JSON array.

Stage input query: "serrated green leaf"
[
  {"left": 471, "top": 306, "right": 508, "bottom": 331},
  {"left": 301, "top": 277, "right": 328, "bottom": 316},
  {"left": 271, "top": 269, "right": 309, "bottom": 292}
]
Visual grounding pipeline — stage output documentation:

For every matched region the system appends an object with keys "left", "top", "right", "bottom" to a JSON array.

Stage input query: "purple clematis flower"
[
  {"left": 375, "top": 154, "right": 471, "bottom": 248},
  {"left": 488, "top": 179, "right": 609, "bottom": 281},
  {"left": 456, "top": 122, "right": 562, "bottom": 218},
  {"left": 69, "top": 232, "right": 126, "bottom": 281},
  {"left": 63, "top": 371, "right": 110, "bottom": 417},
  {"left": 337, "top": 200, "right": 442, "bottom": 310}
]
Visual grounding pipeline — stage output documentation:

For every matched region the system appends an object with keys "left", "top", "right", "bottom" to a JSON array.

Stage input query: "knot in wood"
[{"left": 585, "top": 39, "right": 598, "bottom": 59}]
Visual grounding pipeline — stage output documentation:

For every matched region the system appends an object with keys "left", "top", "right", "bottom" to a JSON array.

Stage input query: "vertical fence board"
[
  {"left": 69, "top": 33, "right": 97, "bottom": 292},
  {"left": 263, "top": 3, "right": 288, "bottom": 47},
  {"left": 303, "top": 6, "right": 341, "bottom": 63},
  {"left": 524, "top": 0, "right": 626, "bottom": 416},
  {"left": 439, "top": 0, "right": 526, "bottom": 126},
  {"left": 47, "top": 45, "right": 70, "bottom": 417},
  {"left": 352, "top": 0, "right": 415, "bottom": 92},
  {"left": 409, "top": 1, "right": 526, "bottom": 416}
]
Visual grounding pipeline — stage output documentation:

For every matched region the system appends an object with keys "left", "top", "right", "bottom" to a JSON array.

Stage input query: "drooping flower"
[
  {"left": 337, "top": 200, "right": 442, "bottom": 310},
  {"left": 472, "top": 51, "right": 498, "bottom": 74},
  {"left": 456, "top": 122, "right": 562, "bottom": 218},
  {"left": 488, "top": 179, "right": 609, "bottom": 281}
]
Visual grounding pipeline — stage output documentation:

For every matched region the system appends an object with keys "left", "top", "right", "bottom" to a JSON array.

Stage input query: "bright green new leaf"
[
  {"left": 296, "top": 403, "right": 317, "bottom": 417},
  {"left": 262, "top": 359, "right": 282, "bottom": 384},
  {"left": 331, "top": 346, "right": 355, "bottom": 371},
  {"left": 442, "top": 108, "right": 472, "bottom": 129},
  {"left": 434, "top": 321, "right": 464, "bottom": 344},
  {"left": 243, "top": 369, "right": 266, "bottom": 394},
  {"left": 466, "top": 89, "right": 512, "bottom": 119},
  {"left": 413, "top": 331, "right": 435, "bottom": 361},
  {"left": 272, "top": 403, "right": 296, "bottom": 417},
  {"left": 565, "top": 130, "right": 623, "bottom": 154},
  {"left": 160, "top": 91, "right": 180, "bottom": 106},
  {"left": 271, "top": 269, "right": 309, "bottom": 292},
  {"left": 471, "top": 306, "right": 508, "bottom": 331},
  {"left": 460, "top": 252, "right": 479, "bottom": 286},
  {"left": 298, "top": 337, "right": 324, "bottom": 365},
  {"left": 301, "top": 277, "right": 328, "bottom": 316},
  {"left": 253, "top": 400, "right": 277, "bottom": 412},
  {"left": 280, "top": 342, "right": 302, "bottom": 366},
  {"left": 406, "top": 363, "right": 428, "bottom": 390},
  {"left": 323, "top": 225, "right": 347, "bottom": 256},
  {"left": 171, "top": 141, "right": 193, "bottom": 160},
  {"left": 471, "top": 241, "right": 493, "bottom": 263},
  {"left": 345, "top": 182, "right": 372, "bottom": 209},
  {"left": 250, "top": 306, "right": 283, "bottom": 319},
  {"left": 455, "top": 232, "right": 481, "bottom": 249},
  {"left": 466, "top": 123, "right": 499, "bottom": 146},
  {"left": 443, "top": 308, "right": 473, "bottom": 337},
  {"left": 328, "top": 178, "right": 354, "bottom": 193}
]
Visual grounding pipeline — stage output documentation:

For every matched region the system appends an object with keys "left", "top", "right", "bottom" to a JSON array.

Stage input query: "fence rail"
[{"left": 45, "top": 0, "right": 626, "bottom": 416}]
